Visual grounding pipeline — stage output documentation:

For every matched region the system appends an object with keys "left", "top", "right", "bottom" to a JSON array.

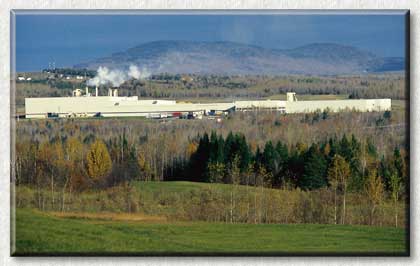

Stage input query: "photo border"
[{"left": 8, "top": 8, "right": 411, "bottom": 258}]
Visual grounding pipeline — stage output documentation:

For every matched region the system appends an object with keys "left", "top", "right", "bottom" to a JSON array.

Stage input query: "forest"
[
  {"left": 13, "top": 107, "right": 408, "bottom": 227},
  {"left": 13, "top": 70, "right": 409, "bottom": 231}
]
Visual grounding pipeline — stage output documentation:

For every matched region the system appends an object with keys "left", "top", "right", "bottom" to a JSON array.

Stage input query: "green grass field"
[
  {"left": 133, "top": 180, "right": 236, "bottom": 193},
  {"left": 13, "top": 208, "right": 407, "bottom": 255}
]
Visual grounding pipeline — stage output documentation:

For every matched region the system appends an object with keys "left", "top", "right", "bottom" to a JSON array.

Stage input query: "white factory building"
[
  {"left": 234, "top": 93, "right": 391, "bottom": 114},
  {"left": 24, "top": 88, "right": 391, "bottom": 119}
]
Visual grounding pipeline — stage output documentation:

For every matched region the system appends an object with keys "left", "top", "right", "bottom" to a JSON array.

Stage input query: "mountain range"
[{"left": 75, "top": 40, "right": 405, "bottom": 75}]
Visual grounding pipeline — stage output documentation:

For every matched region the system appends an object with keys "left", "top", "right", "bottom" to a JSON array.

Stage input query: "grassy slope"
[
  {"left": 133, "top": 180, "right": 236, "bottom": 193},
  {"left": 13, "top": 208, "right": 407, "bottom": 255}
]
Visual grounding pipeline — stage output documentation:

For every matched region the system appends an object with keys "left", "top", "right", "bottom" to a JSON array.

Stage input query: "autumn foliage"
[{"left": 86, "top": 139, "right": 112, "bottom": 186}]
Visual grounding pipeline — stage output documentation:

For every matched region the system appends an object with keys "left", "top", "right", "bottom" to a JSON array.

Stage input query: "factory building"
[
  {"left": 24, "top": 89, "right": 391, "bottom": 119},
  {"left": 25, "top": 87, "right": 235, "bottom": 119},
  {"left": 235, "top": 93, "right": 391, "bottom": 113}
]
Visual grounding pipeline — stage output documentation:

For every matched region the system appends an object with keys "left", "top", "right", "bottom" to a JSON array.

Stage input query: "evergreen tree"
[
  {"left": 347, "top": 134, "right": 363, "bottom": 191},
  {"left": 274, "top": 141, "right": 289, "bottom": 187},
  {"left": 262, "top": 141, "right": 277, "bottom": 175},
  {"left": 367, "top": 137, "right": 377, "bottom": 157},
  {"left": 209, "top": 131, "right": 219, "bottom": 163},
  {"left": 216, "top": 135, "right": 225, "bottom": 163},
  {"left": 379, "top": 155, "right": 391, "bottom": 191},
  {"left": 285, "top": 150, "right": 304, "bottom": 187},
  {"left": 393, "top": 148, "right": 404, "bottom": 180},
  {"left": 254, "top": 146, "right": 263, "bottom": 169},
  {"left": 237, "top": 134, "right": 251, "bottom": 172},
  {"left": 328, "top": 136, "right": 339, "bottom": 158},
  {"left": 224, "top": 132, "right": 235, "bottom": 163},
  {"left": 189, "top": 133, "right": 210, "bottom": 182},
  {"left": 299, "top": 144, "right": 328, "bottom": 190},
  {"left": 339, "top": 134, "right": 351, "bottom": 161}
]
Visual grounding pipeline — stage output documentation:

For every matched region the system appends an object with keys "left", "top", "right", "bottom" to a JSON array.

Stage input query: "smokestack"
[
  {"left": 95, "top": 86, "right": 98, "bottom": 97},
  {"left": 85, "top": 86, "right": 89, "bottom": 96}
]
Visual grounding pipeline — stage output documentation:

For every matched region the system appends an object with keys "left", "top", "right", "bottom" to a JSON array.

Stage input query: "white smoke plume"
[
  {"left": 128, "top": 65, "right": 151, "bottom": 80},
  {"left": 87, "top": 65, "right": 150, "bottom": 87},
  {"left": 128, "top": 65, "right": 140, "bottom": 79}
]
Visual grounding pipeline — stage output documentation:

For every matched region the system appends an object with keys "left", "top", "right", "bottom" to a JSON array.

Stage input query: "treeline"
[
  {"left": 15, "top": 129, "right": 407, "bottom": 225},
  {"left": 17, "top": 73, "right": 405, "bottom": 102},
  {"left": 15, "top": 110, "right": 407, "bottom": 191},
  {"left": 186, "top": 132, "right": 407, "bottom": 192},
  {"left": 42, "top": 68, "right": 96, "bottom": 77},
  {"left": 15, "top": 129, "right": 407, "bottom": 194},
  {"left": 118, "top": 73, "right": 405, "bottom": 100}
]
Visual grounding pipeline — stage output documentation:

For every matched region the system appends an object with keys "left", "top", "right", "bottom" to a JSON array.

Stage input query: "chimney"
[
  {"left": 85, "top": 86, "right": 89, "bottom": 96},
  {"left": 95, "top": 86, "right": 98, "bottom": 97}
]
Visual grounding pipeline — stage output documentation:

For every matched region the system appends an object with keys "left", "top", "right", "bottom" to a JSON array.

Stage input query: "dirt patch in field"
[{"left": 49, "top": 211, "right": 168, "bottom": 223}]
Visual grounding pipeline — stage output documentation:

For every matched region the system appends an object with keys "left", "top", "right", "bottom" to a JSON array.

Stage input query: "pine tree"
[
  {"left": 379, "top": 155, "right": 391, "bottom": 191},
  {"left": 285, "top": 150, "right": 304, "bottom": 188},
  {"left": 224, "top": 132, "right": 235, "bottom": 163},
  {"left": 209, "top": 131, "right": 219, "bottom": 163},
  {"left": 393, "top": 148, "right": 405, "bottom": 181},
  {"left": 262, "top": 141, "right": 277, "bottom": 175},
  {"left": 299, "top": 144, "right": 328, "bottom": 190},
  {"left": 216, "top": 135, "right": 225, "bottom": 164},
  {"left": 237, "top": 134, "right": 251, "bottom": 172},
  {"left": 274, "top": 141, "right": 289, "bottom": 187},
  {"left": 189, "top": 133, "right": 210, "bottom": 182}
]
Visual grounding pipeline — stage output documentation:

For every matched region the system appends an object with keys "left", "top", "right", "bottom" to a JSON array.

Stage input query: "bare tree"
[
  {"left": 390, "top": 171, "right": 402, "bottom": 227},
  {"left": 228, "top": 155, "right": 241, "bottom": 223},
  {"left": 328, "top": 155, "right": 350, "bottom": 225},
  {"left": 365, "top": 170, "right": 384, "bottom": 226}
]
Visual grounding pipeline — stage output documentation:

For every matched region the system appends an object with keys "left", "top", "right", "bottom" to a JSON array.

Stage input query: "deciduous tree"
[
  {"left": 365, "top": 170, "right": 384, "bottom": 225},
  {"left": 389, "top": 171, "right": 402, "bottom": 227},
  {"left": 86, "top": 139, "right": 112, "bottom": 188},
  {"left": 327, "top": 154, "right": 350, "bottom": 224}
]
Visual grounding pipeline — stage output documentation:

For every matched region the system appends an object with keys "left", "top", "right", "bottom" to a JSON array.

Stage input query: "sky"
[{"left": 15, "top": 12, "right": 407, "bottom": 72}]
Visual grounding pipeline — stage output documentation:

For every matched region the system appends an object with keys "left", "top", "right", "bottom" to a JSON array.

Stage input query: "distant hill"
[{"left": 75, "top": 40, "right": 405, "bottom": 75}]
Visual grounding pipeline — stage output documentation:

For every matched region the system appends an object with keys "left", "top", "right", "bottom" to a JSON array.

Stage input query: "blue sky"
[{"left": 15, "top": 12, "right": 407, "bottom": 72}]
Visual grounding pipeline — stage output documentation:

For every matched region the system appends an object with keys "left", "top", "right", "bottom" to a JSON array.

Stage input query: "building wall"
[
  {"left": 285, "top": 99, "right": 391, "bottom": 113},
  {"left": 25, "top": 96, "right": 391, "bottom": 119},
  {"left": 25, "top": 96, "right": 234, "bottom": 118},
  {"left": 235, "top": 100, "right": 285, "bottom": 109}
]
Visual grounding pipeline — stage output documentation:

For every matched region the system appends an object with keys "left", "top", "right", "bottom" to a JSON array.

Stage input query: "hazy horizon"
[{"left": 15, "top": 12, "right": 406, "bottom": 72}]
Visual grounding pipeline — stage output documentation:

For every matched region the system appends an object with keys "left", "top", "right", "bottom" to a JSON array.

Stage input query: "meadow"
[{"left": 13, "top": 208, "right": 407, "bottom": 255}]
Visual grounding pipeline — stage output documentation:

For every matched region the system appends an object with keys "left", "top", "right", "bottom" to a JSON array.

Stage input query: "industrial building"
[
  {"left": 235, "top": 93, "right": 391, "bottom": 114},
  {"left": 24, "top": 88, "right": 391, "bottom": 119}
]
